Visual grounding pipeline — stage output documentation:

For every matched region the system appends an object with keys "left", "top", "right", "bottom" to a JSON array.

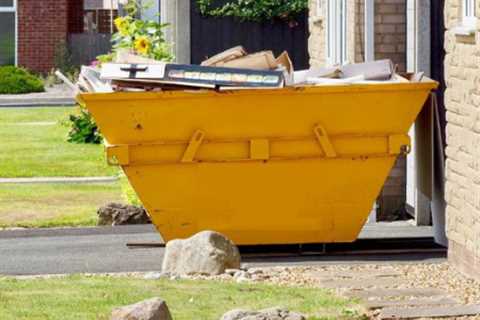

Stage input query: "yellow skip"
[{"left": 79, "top": 81, "right": 437, "bottom": 245}]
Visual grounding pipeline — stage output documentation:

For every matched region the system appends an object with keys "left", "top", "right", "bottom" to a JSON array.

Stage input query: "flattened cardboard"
[
  {"left": 293, "top": 67, "right": 342, "bottom": 85},
  {"left": 341, "top": 59, "right": 394, "bottom": 80},
  {"left": 275, "top": 51, "right": 293, "bottom": 74},
  {"left": 201, "top": 46, "right": 247, "bottom": 67},
  {"left": 219, "top": 51, "right": 278, "bottom": 70}
]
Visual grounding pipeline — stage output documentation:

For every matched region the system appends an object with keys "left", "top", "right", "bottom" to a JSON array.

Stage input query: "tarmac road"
[
  {"left": 0, "top": 225, "right": 163, "bottom": 275},
  {"left": 0, "top": 224, "right": 446, "bottom": 276}
]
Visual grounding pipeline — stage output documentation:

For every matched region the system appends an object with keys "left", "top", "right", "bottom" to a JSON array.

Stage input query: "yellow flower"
[
  {"left": 114, "top": 17, "right": 129, "bottom": 36},
  {"left": 134, "top": 36, "right": 151, "bottom": 55}
]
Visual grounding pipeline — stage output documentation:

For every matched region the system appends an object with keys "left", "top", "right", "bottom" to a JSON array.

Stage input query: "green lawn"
[
  {"left": 0, "top": 107, "right": 118, "bottom": 177},
  {"left": 0, "top": 183, "right": 123, "bottom": 228},
  {"left": 0, "top": 276, "right": 361, "bottom": 320}
]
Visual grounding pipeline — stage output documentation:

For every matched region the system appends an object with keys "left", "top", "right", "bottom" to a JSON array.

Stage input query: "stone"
[
  {"left": 143, "top": 272, "right": 166, "bottom": 280},
  {"left": 97, "top": 203, "right": 151, "bottom": 226},
  {"left": 259, "top": 308, "right": 305, "bottom": 320},
  {"left": 220, "top": 309, "right": 257, "bottom": 320},
  {"left": 233, "top": 270, "right": 248, "bottom": 279},
  {"left": 234, "top": 271, "right": 251, "bottom": 283},
  {"left": 162, "top": 231, "right": 241, "bottom": 276},
  {"left": 111, "top": 297, "right": 172, "bottom": 320},
  {"left": 225, "top": 268, "right": 241, "bottom": 276},
  {"left": 220, "top": 308, "right": 305, "bottom": 320}
]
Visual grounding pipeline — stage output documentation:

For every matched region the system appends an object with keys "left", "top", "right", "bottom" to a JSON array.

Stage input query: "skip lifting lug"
[{"left": 400, "top": 144, "right": 411, "bottom": 155}]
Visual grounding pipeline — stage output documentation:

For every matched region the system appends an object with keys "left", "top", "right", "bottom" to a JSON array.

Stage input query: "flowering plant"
[{"left": 97, "top": 0, "right": 173, "bottom": 63}]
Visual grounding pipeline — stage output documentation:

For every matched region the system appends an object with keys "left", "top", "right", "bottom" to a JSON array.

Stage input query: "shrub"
[
  {"left": 67, "top": 106, "right": 103, "bottom": 144},
  {"left": 0, "top": 66, "right": 45, "bottom": 94},
  {"left": 54, "top": 40, "right": 75, "bottom": 74}
]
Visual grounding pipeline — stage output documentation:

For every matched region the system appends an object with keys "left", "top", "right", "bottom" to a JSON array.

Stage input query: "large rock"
[
  {"left": 98, "top": 202, "right": 151, "bottom": 226},
  {"left": 220, "top": 308, "right": 305, "bottom": 320},
  {"left": 111, "top": 297, "right": 172, "bottom": 320},
  {"left": 162, "top": 231, "right": 241, "bottom": 276}
]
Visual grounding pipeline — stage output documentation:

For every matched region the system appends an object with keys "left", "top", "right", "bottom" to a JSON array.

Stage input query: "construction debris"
[{"left": 61, "top": 46, "right": 418, "bottom": 94}]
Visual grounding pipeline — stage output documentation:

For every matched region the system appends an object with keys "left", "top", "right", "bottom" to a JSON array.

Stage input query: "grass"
[
  {"left": 0, "top": 107, "right": 118, "bottom": 177},
  {"left": 0, "top": 276, "right": 362, "bottom": 320},
  {"left": 0, "top": 183, "right": 123, "bottom": 228}
]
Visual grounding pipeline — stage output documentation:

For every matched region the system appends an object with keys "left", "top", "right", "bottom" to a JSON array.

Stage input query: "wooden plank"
[
  {"left": 321, "top": 277, "right": 406, "bottom": 289},
  {"left": 365, "top": 297, "right": 459, "bottom": 310},
  {"left": 379, "top": 305, "right": 480, "bottom": 319},
  {"left": 345, "top": 288, "right": 446, "bottom": 299}
]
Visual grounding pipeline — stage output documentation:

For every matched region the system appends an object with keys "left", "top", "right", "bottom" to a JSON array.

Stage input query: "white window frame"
[
  {"left": 0, "top": 0, "right": 17, "bottom": 66},
  {"left": 455, "top": 0, "right": 477, "bottom": 35},
  {"left": 464, "top": 0, "right": 475, "bottom": 18},
  {"left": 326, "top": 0, "right": 347, "bottom": 66}
]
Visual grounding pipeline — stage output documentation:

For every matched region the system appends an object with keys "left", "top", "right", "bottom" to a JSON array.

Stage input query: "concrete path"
[
  {"left": 312, "top": 267, "right": 480, "bottom": 319},
  {"left": 0, "top": 225, "right": 444, "bottom": 276},
  {"left": 0, "top": 84, "right": 76, "bottom": 107},
  {"left": 0, "top": 176, "right": 118, "bottom": 184}
]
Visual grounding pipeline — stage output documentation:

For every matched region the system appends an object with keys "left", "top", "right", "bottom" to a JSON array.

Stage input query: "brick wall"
[
  {"left": 17, "top": 0, "right": 69, "bottom": 73},
  {"left": 444, "top": 0, "right": 480, "bottom": 280},
  {"left": 308, "top": 0, "right": 407, "bottom": 220},
  {"left": 374, "top": 0, "right": 406, "bottom": 71}
]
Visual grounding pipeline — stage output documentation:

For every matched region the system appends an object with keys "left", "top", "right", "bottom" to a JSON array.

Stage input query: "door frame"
[{"left": 406, "top": 0, "right": 432, "bottom": 226}]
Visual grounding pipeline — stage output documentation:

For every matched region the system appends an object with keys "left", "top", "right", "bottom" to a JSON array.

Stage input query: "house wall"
[
  {"left": 308, "top": 0, "right": 408, "bottom": 220},
  {"left": 444, "top": 0, "right": 480, "bottom": 280},
  {"left": 17, "top": 0, "right": 84, "bottom": 73},
  {"left": 374, "top": 0, "right": 407, "bottom": 72},
  {"left": 17, "top": 0, "right": 69, "bottom": 73},
  {"left": 309, "top": 0, "right": 406, "bottom": 68}
]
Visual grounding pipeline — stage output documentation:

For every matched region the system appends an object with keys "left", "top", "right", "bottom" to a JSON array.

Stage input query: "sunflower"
[
  {"left": 134, "top": 36, "right": 151, "bottom": 55},
  {"left": 114, "top": 17, "right": 129, "bottom": 36}
]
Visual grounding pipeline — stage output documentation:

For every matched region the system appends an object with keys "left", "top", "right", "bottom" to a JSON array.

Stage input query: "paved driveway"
[{"left": 0, "top": 224, "right": 445, "bottom": 276}]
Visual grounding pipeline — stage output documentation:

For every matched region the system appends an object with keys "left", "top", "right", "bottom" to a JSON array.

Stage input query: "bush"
[
  {"left": 0, "top": 66, "right": 45, "bottom": 94},
  {"left": 67, "top": 106, "right": 103, "bottom": 144}
]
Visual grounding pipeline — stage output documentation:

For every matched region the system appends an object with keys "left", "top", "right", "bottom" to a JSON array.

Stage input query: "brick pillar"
[{"left": 17, "top": 0, "right": 69, "bottom": 73}]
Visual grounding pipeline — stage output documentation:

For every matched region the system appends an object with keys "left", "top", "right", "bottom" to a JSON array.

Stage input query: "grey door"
[{"left": 0, "top": 0, "right": 16, "bottom": 65}]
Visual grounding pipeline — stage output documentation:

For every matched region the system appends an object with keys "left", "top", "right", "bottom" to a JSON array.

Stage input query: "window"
[
  {"left": 0, "top": 0, "right": 16, "bottom": 65},
  {"left": 326, "top": 0, "right": 347, "bottom": 66},
  {"left": 455, "top": 0, "right": 477, "bottom": 35},
  {"left": 84, "top": 0, "right": 119, "bottom": 34},
  {"left": 464, "top": 0, "right": 475, "bottom": 18}
]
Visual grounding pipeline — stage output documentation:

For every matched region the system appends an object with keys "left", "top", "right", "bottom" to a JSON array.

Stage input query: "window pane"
[
  {"left": 0, "top": 12, "right": 15, "bottom": 65},
  {"left": 0, "top": 0, "right": 14, "bottom": 7},
  {"left": 464, "top": 0, "right": 475, "bottom": 17}
]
